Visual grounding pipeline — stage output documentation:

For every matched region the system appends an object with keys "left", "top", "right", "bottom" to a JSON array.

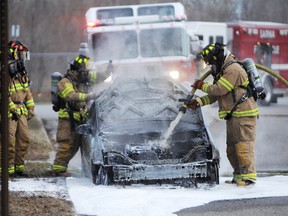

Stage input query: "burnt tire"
[
  {"left": 94, "top": 165, "right": 111, "bottom": 185},
  {"left": 207, "top": 161, "right": 219, "bottom": 185}
]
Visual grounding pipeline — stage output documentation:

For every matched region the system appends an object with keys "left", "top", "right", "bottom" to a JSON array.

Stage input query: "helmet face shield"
[
  {"left": 18, "top": 51, "right": 30, "bottom": 60},
  {"left": 78, "top": 68, "right": 90, "bottom": 83},
  {"left": 8, "top": 61, "right": 18, "bottom": 77}
]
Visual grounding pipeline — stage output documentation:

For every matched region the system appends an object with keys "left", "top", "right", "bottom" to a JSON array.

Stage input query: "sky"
[{"left": 9, "top": 175, "right": 288, "bottom": 216}]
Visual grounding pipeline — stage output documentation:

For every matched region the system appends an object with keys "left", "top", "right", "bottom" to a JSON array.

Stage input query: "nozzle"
[{"left": 179, "top": 104, "right": 188, "bottom": 113}]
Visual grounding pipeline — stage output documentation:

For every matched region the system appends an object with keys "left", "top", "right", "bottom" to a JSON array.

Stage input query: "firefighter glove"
[
  {"left": 11, "top": 110, "right": 20, "bottom": 121},
  {"left": 192, "top": 80, "right": 204, "bottom": 90},
  {"left": 27, "top": 109, "right": 34, "bottom": 120},
  {"left": 188, "top": 99, "right": 200, "bottom": 110},
  {"left": 86, "top": 93, "right": 98, "bottom": 101}
]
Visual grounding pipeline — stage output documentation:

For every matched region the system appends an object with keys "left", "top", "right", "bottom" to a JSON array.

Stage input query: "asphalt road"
[{"left": 175, "top": 196, "right": 288, "bottom": 216}]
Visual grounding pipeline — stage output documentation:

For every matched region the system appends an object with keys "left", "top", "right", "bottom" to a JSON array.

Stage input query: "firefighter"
[
  {"left": 188, "top": 43, "right": 259, "bottom": 186},
  {"left": 0, "top": 40, "right": 35, "bottom": 176},
  {"left": 52, "top": 55, "right": 100, "bottom": 175}
]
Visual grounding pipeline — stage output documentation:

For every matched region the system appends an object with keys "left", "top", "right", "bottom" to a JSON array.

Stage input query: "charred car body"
[{"left": 78, "top": 73, "right": 220, "bottom": 186}]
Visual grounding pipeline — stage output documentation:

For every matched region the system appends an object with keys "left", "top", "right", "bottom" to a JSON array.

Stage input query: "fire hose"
[
  {"left": 161, "top": 63, "right": 288, "bottom": 148},
  {"left": 179, "top": 63, "right": 288, "bottom": 113},
  {"left": 255, "top": 63, "right": 288, "bottom": 87}
]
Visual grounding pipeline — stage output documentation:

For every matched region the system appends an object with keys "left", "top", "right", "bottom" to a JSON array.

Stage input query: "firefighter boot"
[
  {"left": 225, "top": 175, "right": 242, "bottom": 184},
  {"left": 15, "top": 164, "right": 28, "bottom": 177},
  {"left": 236, "top": 179, "right": 255, "bottom": 186},
  {"left": 51, "top": 164, "right": 69, "bottom": 176}
]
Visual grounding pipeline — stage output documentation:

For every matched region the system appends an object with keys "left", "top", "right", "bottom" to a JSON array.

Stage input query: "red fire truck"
[
  {"left": 187, "top": 21, "right": 288, "bottom": 105},
  {"left": 81, "top": 2, "right": 202, "bottom": 84}
]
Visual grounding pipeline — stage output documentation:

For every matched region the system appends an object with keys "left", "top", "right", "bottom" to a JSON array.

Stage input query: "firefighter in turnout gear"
[
  {"left": 190, "top": 43, "right": 259, "bottom": 186},
  {"left": 52, "top": 55, "right": 99, "bottom": 174},
  {"left": 0, "top": 41, "right": 35, "bottom": 176}
]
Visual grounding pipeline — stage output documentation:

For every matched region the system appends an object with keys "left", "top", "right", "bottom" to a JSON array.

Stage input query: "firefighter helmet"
[
  {"left": 69, "top": 55, "right": 91, "bottom": 83},
  {"left": 8, "top": 41, "right": 29, "bottom": 77},
  {"left": 200, "top": 42, "right": 226, "bottom": 76},
  {"left": 69, "top": 55, "right": 90, "bottom": 71},
  {"left": 8, "top": 40, "right": 30, "bottom": 60},
  {"left": 200, "top": 42, "right": 225, "bottom": 65}
]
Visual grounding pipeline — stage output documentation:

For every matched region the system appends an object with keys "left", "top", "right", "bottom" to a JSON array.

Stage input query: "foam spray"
[{"left": 159, "top": 111, "right": 184, "bottom": 149}]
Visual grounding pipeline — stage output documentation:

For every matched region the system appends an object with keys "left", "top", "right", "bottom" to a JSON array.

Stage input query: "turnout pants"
[
  {"left": 0, "top": 115, "right": 30, "bottom": 168},
  {"left": 53, "top": 118, "right": 81, "bottom": 167},
  {"left": 226, "top": 116, "right": 257, "bottom": 181}
]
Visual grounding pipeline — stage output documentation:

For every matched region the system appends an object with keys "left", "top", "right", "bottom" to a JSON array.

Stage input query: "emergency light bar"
[{"left": 86, "top": 15, "right": 186, "bottom": 28}]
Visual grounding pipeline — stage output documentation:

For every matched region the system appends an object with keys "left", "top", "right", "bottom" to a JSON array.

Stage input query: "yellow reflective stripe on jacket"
[
  {"left": 242, "top": 77, "right": 249, "bottom": 87},
  {"left": 58, "top": 109, "right": 70, "bottom": 119},
  {"left": 60, "top": 83, "right": 74, "bottom": 98},
  {"left": 9, "top": 82, "right": 29, "bottom": 92},
  {"left": 58, "top": 108, "right": 88, "bottom": 122},
  {"left": 219, "top": 107, "right": 259, "bottom": 119},
  {"left": 8, "top": 106, "right": 29, "bottom": 118},
  {"left": 200, "top": 95, "right": 211, "bottom": 105},
  {"left": 218, "top": 77, "right": 234, "bottom": 92},
  {"left": 25, "top": 99, "right": 35, "bottom": 108},
  {"left": 9, "top": 101, "right": 16, "bottom": 111},
  {"left": 201, "top": 83, "right": 211, "bottom": 93},
  {"left": 89, "top": 70, "right": 97, "bottom": 83},
  {"left": 79, "top": 92, "right": 87, "bottom": 101}
]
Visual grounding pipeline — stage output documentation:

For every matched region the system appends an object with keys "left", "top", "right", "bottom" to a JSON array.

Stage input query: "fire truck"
[
  {"left": 186, "top": 21, "right": 288, "bottom": 105},
  {"left": 81, "top": 2, "right": 202, "bottom": 83}
]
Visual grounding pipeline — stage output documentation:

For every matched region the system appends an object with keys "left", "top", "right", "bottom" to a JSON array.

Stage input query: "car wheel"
[
  {"left": 95, "top": 165, "right": 110, "bottom": 185},
  {"left": 207, "top": 161, "right": 219, "bottom": 185}
]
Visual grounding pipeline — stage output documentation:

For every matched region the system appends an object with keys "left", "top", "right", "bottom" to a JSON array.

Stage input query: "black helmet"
[
  {"left": 200, "top": 42, "right": 226, "bottom": 76},
  {"left": 200, "top": 42, "right": 225, "bottom": 65},
  {"left": 69, "top": 55, "right": 91, "bottom": 83},
  {"left": 69, "top": 55, "right": 90, "bottom": 71}
]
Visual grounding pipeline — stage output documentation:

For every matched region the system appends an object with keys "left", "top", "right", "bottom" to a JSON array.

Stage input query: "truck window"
[
  {"left": 91, "top": 31, "right": 138, "bottom": 60},
  {"left": 255, "top": 42, "right": 273, "bottom": 68},
  {"left": 140, "top": 28, "right": 184, "bottom": 57},
  {"left": 215, "top": 36, "right": 224, "bottom": 44},
  {"left": 138, "top": 5, "right": 174, "bottom": 16},
  {"left": 97, "top": 8, "right": 133, "bottom": 19},
  {"left": 209, "top": 36, "right": 213, "bottom": 44}
]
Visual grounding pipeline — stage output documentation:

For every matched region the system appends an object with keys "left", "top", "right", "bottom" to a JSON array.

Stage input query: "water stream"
[{"left": 159, "top": 111, "right": 184, "bottom": 149}]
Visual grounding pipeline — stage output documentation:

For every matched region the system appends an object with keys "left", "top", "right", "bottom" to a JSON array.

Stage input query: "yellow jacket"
[
  {"left": 198, "top": 55, "right": 259, "bottom": 119},
  {"left": 57, "top": 69, "right": 95, "bottom": 122},
  {"left": 8, "top": 76, "right": 34, "bottom": 118}
]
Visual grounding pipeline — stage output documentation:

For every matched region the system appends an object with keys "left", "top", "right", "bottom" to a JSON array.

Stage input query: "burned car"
[{"left": 78, "top": 75, "right": 220, "bottom": 186}]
